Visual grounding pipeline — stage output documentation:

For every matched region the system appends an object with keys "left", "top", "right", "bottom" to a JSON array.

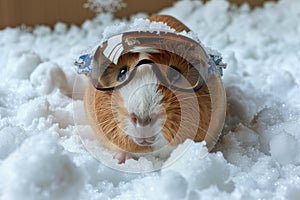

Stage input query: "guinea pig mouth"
[{"left": 131, "top": 135, "right": 159, "bottom": 146}]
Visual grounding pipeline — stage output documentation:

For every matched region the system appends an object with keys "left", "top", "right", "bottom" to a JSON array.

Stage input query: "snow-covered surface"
[
  {"left": 100, "top": 18, "right": 200, "bottom": 44},
  {"left": 1, "top": 0, "right": 300, "bottom": 199}
]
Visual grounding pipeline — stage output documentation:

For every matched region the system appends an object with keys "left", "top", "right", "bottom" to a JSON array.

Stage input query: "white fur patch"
[
  {"left": 119, "top": 53, "right": 164, "bottom": 140},
  {"left": 120, "top": 64, "right": 162, "bottom": 117}
]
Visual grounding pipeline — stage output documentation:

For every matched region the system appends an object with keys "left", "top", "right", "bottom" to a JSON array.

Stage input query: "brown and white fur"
[{"left": 84, "top": 15, "right": 224, "bottom": 164}]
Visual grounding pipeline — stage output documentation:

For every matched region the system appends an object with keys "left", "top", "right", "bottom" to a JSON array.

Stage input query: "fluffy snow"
[
  {"left": 84, "top": 0, "right": 126, "bottom": 13},
  {"left": 0, "top": 0, "right": 300, "bottom": 199}
]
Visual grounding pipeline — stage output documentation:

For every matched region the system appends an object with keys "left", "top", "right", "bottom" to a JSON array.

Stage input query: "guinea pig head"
[{"left": 91, "top": 50, "right": 211, "bottom": 153}]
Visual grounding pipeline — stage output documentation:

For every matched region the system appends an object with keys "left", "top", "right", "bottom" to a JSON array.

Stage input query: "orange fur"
[
  {"left": 148, "top": 15, "right": 190, "bottom": 32},
  {"left": 149, "top": 49, "right": 211, "bottom": 145}
]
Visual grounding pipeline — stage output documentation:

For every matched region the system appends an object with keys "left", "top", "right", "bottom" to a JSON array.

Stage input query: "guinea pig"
[{"left": 82, "top": 15, "right": 227, "bottom": 164}]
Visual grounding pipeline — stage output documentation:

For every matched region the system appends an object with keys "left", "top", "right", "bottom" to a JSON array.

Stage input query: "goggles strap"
[
  {"left": 208, "top": 54, "right": 227, "bottom": 77},
  {"left": 74, "top": 54, "right": 93, "bottom": 75}
]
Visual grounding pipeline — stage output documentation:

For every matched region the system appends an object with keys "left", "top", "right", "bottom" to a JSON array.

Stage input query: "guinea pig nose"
[{"left": 130, "top": 113, "right": 156, "bottom": 127}]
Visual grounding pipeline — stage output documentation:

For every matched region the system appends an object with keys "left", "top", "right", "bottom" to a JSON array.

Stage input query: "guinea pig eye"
[
  {"left": 167, "top": 66, "right": 181, "bottom": 83},
  {"left": 117, "top": 65, "right": 129, "bottom": 82}
]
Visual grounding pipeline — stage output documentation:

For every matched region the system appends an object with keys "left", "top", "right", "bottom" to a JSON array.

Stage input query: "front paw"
[{"left": 113, "top": 152, "right": 133, "bottom": 164}]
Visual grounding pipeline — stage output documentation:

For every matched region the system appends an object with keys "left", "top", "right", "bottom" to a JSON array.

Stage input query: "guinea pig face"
[{"left": 107, "top": 51, "right": 206, "bottom": 148}]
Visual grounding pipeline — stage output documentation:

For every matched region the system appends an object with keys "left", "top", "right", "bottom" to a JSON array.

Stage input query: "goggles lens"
[{"left": 91, "top": 31, "right": 209, "bottom": 91}]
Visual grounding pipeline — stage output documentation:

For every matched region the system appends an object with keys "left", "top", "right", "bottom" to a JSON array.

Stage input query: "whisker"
[
  {"left": 175, "top": 94, "right": 210, "bottom": 99},
  {"left": 96, "top": 123, "right": 118, "bottom": 136},
  {"left": 182, "top": 120, "right": 208, "bottom": 133},
  {"left": 160, "top": 94, "right": 210, "bottom": 103},
  {"left": 98, "top": 119, "right": 117, "bottom": 126},
  {"left": 93, "top": 108, "right": 115, "bottom": 112}
]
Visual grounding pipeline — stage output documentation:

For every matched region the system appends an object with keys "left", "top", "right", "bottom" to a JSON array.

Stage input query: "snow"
[
  {"left": 98, "top": 17, "right": 201, "bottom": 51},
  {"left": 0, "top": 0, "right": 300, "bottom": 199},
  {"left": 5, "top": 51, "right": 41, "bottom": 79},
  {"left": 0, "top": 134, "right": 84, "bottom": 200},
  {"left": 30, "top": 62, "right": 68, "bottom": 95},
  {"left": 84, "top": 0, "right": 126, "bottom": 13}
]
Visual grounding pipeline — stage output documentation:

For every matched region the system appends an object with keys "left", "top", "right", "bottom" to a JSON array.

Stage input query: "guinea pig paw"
[{"left": 113, "top": 152, "right": 132, "bottom": 164}]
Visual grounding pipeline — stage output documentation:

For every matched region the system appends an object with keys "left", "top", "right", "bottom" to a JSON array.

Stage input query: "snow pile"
[
  {"left": 0, "top": 0, "right": 300, "bottom": 199},
  {"left": 0, "top": 134, "right": 84, "bottom": 200},
  {"left": 30, "top": 62, "right": 68, "bottom": 95},
  {"left": 5, "top": 51, "right": 41, "bottom": 79}
]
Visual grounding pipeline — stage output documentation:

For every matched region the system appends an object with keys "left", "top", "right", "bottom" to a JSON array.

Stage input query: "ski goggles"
[{"left": 74, "top": 31, "right": 226, "bottom": 92}]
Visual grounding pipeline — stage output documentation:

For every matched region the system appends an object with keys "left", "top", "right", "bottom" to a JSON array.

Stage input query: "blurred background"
[{"left": 0, "top": 0, "right": 276, "bottom": 29}]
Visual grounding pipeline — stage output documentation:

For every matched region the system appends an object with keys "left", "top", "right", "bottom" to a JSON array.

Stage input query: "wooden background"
[{"left": 0, "top": 0, "right": 276, "bottom": 29}]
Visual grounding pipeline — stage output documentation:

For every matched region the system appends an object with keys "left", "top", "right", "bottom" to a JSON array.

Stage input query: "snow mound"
[
  {"left": 164, "top": 141, "right": 235, "bottom": 192},
  {"left": 0, "top": 134, "right": 84, "bottom": 200},
  {"left": 269, "top": 120, "right": 300, "bottom": 165},
  {"left": 5, "top": 51, "right": 41, "bottom": 79},
  {"left": 30, "top": 62, "right": 68, "bottom": 95}
]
